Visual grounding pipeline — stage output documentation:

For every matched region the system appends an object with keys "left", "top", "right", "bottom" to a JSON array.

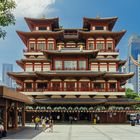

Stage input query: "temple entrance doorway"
[{"left": 79, "top": 112, "right": 91, "bottom": 122}]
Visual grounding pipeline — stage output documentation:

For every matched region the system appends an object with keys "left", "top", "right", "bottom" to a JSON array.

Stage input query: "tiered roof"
[
  {"left": 79, "top": 30, "right": 126, "bottom": 46},
  {"left": 83, "top": 17, "right": 118, "bottom": 31},
  {"left": 8, "top": 71, "right": 134, "bottom": 81},
  {"left": 24, "top": 17, "right": 59, "bottom": 31}
]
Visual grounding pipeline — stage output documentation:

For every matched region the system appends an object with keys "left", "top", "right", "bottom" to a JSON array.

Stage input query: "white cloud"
[{"left": 14, "top": 0, "right": 56, "bottom": 18}]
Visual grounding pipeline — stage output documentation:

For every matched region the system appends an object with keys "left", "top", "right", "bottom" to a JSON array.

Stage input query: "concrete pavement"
[{"left": 3, "top": 124, "right": 140, "bottom": 140}]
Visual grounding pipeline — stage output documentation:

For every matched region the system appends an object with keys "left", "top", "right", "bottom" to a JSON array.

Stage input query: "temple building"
[{"left": 8, "top": 17, "right": 138, "bottom": 123}]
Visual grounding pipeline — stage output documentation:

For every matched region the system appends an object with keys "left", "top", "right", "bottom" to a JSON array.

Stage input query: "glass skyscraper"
[
  {"left": 2, "top": 63, "right": 13, "bottom": 87},
  {"left": 127, "top": 34, "right": 140, "bottom": 95}
]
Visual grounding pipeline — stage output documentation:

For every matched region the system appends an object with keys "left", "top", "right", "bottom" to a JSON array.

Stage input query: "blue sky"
[{"left": 0, "top": 0, "right": 140, "bottom": 79}]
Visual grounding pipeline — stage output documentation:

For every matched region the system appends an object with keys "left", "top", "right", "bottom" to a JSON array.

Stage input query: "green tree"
[
  {"left": 0, "top": 0, "right": 16, "bottom": 39},
  {"left": 125, "top": 88, "right": 138, "bottom": 99}
]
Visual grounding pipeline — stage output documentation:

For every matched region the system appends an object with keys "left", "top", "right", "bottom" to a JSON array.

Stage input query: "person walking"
[
  {"left": 42, "top": 117, "right": 46, "bottom": 132},
  {"left": 35, "top": 116, "right": 40, "bottom": 130},
  {"left": 48, "top": 117, "right": 54, "bottom": 132}
]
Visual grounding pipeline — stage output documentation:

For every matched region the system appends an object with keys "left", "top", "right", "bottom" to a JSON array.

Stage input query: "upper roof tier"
[
  {"left": 24, "top": 16, "right": 118, "bottom": 32},
  {"left": 83, "top": 17, "right": 118, "bottom": 31},
  {"left": 24, "top": 17, "right": 59, "bottom": 31}
]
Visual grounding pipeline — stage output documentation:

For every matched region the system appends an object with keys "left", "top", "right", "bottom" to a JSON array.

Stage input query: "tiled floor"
[{"left": 3, "top": 124, "right": 140, "bottom": 140}]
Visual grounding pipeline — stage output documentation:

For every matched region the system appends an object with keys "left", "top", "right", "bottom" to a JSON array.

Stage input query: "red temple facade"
[{"left": 8, "top": 17, "right": 138, "bottom": 123}]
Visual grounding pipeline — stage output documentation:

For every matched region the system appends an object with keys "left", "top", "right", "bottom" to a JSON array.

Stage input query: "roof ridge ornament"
[
  {"left": 79, "top": 45, "right": 83, "bottom": 52},
  {"left": 41, "top": 14, "right": 46, "bottom": 19},
  {"left": 58, "top": 44, "right": 63, "bottom": 52},
  {"left": 96, "top": 13, "right": 100, "bottom": 19}
]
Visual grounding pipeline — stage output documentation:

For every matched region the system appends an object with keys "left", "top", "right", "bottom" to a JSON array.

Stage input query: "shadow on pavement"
[{"left": 2, "top": 127, "right": 43, "bottom": 139}]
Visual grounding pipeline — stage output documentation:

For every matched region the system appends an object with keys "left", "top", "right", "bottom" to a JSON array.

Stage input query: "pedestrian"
[
  {"left": 57, "top": 115, "right": 60, "bottom": 121},
  {"left": 136, "top": 114, "right": 140, "bottom": 125},
  {"left": 31, "top": 116, "right": 34, "bottom": 123},
  {"left": 0, "top": 122, "right": 7, "bottom": 138},
  {"left": 97, "top": 116, "right": 100, "bottom": 124},
  {"left": 48, "top": 117, "right": 54, "bottom": 132},
  {"left": 69, "top": 116, "right": 73, "bottom": 124},
  {"left": 44, "top": 117, "right": 50, "bottom": 132},
  {"left": 42, "top": 117, "right": 46, "bottom": 132},
  {"left": 74, "top": 117, "right": 77, "bottom": 123},
  {"left": 35, "top": 116, "right": 40, "bottom": 130}
]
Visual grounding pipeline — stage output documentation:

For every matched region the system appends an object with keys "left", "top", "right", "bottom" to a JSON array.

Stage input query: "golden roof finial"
[
  {"left": 96, "top": 13, "right": 100, "bottom": 19},
  {"left": 41, "top": 14, "right": 46, "bottom": 19}
]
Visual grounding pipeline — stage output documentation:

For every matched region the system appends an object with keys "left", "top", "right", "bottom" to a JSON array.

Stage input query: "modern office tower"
[
  {"left": 127, "top": 34, "right": 140, "bottom": 95},
  {"left": 2, "top": 63, "right": 13, "bottom": 87}
]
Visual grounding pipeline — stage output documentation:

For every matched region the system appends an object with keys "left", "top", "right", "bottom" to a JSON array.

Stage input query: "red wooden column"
[
  {"left": 3, "top": 99, "right": 8, "bottom": 131},
  {"left": 116, "top": 62, "right": 118, "bottom": 72},
  {"left": 117, "top": 81, "right": 120, "bottom": 91},
  {"left": 104, "top": 39, "right": 107, "bottom": 51},
  {"left": 54, "top": 39, "right": 57, "bottom": 50},
  {"left": 22, "top": 104, "right": 25, "bottom": 127},
  {"left": 105, "top": 81, "right": 108, "bottom": 92},
  {"left": 77, "top": 80, "right": 79, "bottom": 91},
  {"left": 113, "top": 39, "right": 115, "bottom": 51},
  {"left": 27, "top": 40, "right": 29, "bottom": 51},
  {"left": 94, "top": 38, "right": 96, "bottom": 50},
  {"left": 33, "top": 81, "right": 36, "bottom": 91},
  {"left": 98, "top": 62, "right": 100, "bottom": 71},
  {"left": 45, "top": 38, "right": 48, "bottom": 50},
  {"left": 61, "top": 80, "right": 64, "bottom": 91},
  {"left": 86, "top": 39, "right": 88, "bottom": 50},
  {"left": 35, "top": 38, "right": 37, "bottom": 51},
  {"left": 48, "top": 81, "right": 51, "bottom": 91},
  {"left": 90, "top": 81, "right": 92, "bottom": 91}
]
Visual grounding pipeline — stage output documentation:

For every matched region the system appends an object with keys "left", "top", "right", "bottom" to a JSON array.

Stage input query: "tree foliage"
[
  {"left": 125, "top": 88, "right": 138, "bottom": 99},
  {"left": 0, "top": 0, "right": 16, "bottom": 39}
]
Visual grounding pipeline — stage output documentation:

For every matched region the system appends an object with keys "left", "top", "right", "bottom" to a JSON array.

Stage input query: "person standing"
[
  {"left": 69, "top": 116, "right": 73, "bottom": 124},
  {"left": 48, "top": 117, "right": 54, "bottom": 132},
  {"left": 97, "top": 116, "right": 100, "bottom": 124}
]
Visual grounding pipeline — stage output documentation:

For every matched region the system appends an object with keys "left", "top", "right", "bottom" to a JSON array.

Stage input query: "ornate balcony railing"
[
  {"left": 99, "top": 49, "right": 119, "bottom": 52},
  {"left": 20, "top": 87, "right": 125, "bottom": 92},
  {"left": 54, "top": 67, "right": 88, "bottom": 70}
]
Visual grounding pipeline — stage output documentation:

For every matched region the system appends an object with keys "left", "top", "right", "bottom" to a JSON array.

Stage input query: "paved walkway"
[{"left": 3, "top": 124, "right": 140, "bottom": 140}]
